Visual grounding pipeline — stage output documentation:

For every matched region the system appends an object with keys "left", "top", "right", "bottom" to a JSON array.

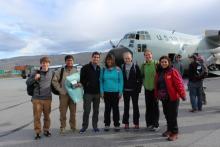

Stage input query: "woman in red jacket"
[{"left": 155, "top": 56, "right": 186, "bottom": 141}]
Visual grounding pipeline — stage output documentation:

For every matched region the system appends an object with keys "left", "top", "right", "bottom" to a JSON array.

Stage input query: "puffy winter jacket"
[{"left": 154, "top": 67, "right": 186, "bottom": 101}]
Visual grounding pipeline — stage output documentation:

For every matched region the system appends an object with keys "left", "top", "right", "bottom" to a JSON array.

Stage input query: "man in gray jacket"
[
  {"left": 172, "top": 54, "right": 184, "bottom": 77},
  {"left": 52, "top": 55, "right": 78, "bottom": 134},
  {"left": 26, "top": 56, "right": 53, "bottom": 140}
]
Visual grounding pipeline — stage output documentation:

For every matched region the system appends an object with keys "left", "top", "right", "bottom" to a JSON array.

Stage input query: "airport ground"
[{"left": 0, "top": 77, "right": 220, "bottom": 147}]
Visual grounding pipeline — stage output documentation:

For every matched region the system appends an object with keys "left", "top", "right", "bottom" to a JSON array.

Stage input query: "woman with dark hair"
[
  {"left": 100, "top": 53, "right": 123, "bottom": 132},
  {"left": 155, "top": 56, "right": 186, "bottom": 141}
]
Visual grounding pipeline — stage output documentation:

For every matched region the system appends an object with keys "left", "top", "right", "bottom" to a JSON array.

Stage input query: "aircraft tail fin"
[{"left": 204, "top": 30, "right": 220, "bottom": 46}]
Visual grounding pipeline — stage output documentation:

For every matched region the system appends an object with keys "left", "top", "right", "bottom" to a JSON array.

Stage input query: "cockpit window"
[
  {"left": 138, "top": 31, "right": 151, "bottom": 40},
  {"left": 123, "top": 33, "right": 136, "bottom": 39},
  {"left": 139, "top": 35, "right": 146, "bottom": 40},
  {"left": 128, "top": 34, "right": 136, "bottom": 39},
  {"left": 124, "top": 31, "right": 151, "bottom": 40},
  {"left": 123, "top": 34, "right": 129, "bottom": 39}
]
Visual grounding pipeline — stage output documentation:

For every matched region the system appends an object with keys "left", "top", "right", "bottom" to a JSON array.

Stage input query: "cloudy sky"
[{"left": 0, "top": 0, "right": 219, "bottom": 59}]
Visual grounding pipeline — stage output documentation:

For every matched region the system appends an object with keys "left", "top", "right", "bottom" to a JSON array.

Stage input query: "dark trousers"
[
  {"left": 104, "top": 92, "right": 120, "bottom": 127},
  {"left": 202, "top": 85, "right": 207, "bottom": 104},
  {"left": 161, "top": 99, "right": 179, "bottom": 134},
  {"left": 188, "top": 81, "right": 203, "bottom": 110},
  {"left": 144, "top": 89, "right": 159, "bottom": 127},
  {"left": 122, "top": 91, "right": 140, "bottom": 125},
  {"left": 82, "top": 93, "right": 100, "bottom": 129}
]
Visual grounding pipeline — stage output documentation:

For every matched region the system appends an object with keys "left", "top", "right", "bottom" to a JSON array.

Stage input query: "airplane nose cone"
[{"left": 108, "top": 47, "right": 132, "bottom": 66}]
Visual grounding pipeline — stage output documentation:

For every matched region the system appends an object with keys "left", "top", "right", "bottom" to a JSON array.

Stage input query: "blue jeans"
[{"left": 188, "top": 81, "right": 203, "bottom": 110}]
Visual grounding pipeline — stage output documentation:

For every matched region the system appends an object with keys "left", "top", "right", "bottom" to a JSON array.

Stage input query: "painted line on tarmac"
[
  {"left": 0, "top": 107, "right": 59, "bottom": 138},
  {"left": 0, "top": 120, "right": 33, "bottom": 137},
  {"left": 67, "top": 132, "right": 161, "bottom": 139},
  {"left": 0, "top": 100, "right": 30, "bottom": 112}
]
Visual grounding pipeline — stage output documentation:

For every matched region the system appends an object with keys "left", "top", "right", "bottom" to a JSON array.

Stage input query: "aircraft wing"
[{"left": 205, "top": 30, "right": 220, "bottom": 46}]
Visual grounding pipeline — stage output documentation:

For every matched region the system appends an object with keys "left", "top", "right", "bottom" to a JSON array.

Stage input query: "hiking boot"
[
  {"left": 35, "top": 133, "right": 41, "bottom": 140},
  {"left": 43, "top": 131, "right": 51, "bottom": 137},
  {"left": 167, "top": 133, "right": 178, "bottom": 141},
  {"left": 124, "top": 124, "right": 129, "bottom": 130},
  {"left": 104, "top": 126, "right": 110, "bottom": 132},
  {"left": 162, "top": 131, "right": 171, "bottom": 137},
  {"left": 60, "top": 128, "right": 66, "bottom": 135}
]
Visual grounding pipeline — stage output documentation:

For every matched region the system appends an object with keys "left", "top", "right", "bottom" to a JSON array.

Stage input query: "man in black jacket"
[
  {"left": 79, "top": 52, "right": 101, "bottom": 133},
  {"left": 188, "top": 54, "right": 207, "bottom": 112},
  {"left": 122, "top": 52, "right": 142, "bottom": 129}
]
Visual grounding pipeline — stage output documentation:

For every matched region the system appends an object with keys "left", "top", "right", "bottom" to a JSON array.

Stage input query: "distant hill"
[{"left": 0, "top": 52, "right": 107, "bottom": 70}]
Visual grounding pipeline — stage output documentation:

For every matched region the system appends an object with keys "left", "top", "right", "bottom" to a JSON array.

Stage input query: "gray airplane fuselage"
[{"left": 109, "top": 29, "right": 220, "bottom": 73}]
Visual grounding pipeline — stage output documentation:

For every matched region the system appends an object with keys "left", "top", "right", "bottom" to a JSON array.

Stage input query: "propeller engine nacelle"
[{"left": 108, "top": 47, "right": 133, "bottom": 67}]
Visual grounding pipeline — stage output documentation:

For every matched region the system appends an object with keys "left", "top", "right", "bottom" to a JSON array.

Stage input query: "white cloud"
[{"left": 0, "top": 0, "right": 219, "bottom": 58}]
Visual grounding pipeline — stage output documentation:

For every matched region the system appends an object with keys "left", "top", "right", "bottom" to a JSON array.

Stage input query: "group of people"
[{"left": 26, "top": 49, "right": 207, "bottom": 142}]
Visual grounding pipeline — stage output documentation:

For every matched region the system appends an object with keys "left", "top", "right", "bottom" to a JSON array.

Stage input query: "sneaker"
[
  {"left": 79, "top": 128, "right": 86, "bottom": 134},
  {"left": 134, "top": 125, "right": 139, "bottom": 130},
  {"left": 150, "top": 126, "right": 160, "bottom": 132},
  {"left": 147, "top": 125, "right": 154, "bottom": 131},
  {"left": 104, "top": 126, "right": 110, "bottom": 132},
  {"left": 35, "top": 133, "right": 41, "bottom": 140},
  {"left": 60, "top": 128, "right": 66, "bottom": 135},
  {"left": 114, "top": 126, "right": 120, "bottom": 132},
  {"left": 124, "top": 124, "right": 129, "bottom": 129},
  {"left": 167, "top": 133, "right": 178, "bottom": 141},
  {"left": 93, "top": 128, "right": 100, "bottom": 133},
  {"left": 43, "top": 131, "right": 51, "bottom": 137},
  {"left": 162, "top": 131, "right": 171, "bottom": 137}
]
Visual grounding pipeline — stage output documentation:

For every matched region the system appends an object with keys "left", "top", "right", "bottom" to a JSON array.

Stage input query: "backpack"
[
  {"left": 51, "top": 67, "right": 64, "bottom": 95},
  {"left": 195, "top": 62, "right": 207, "bottom": 79},
  {"left": 27, "top": 70, "right": 40, "bottom": 96},
  {"left": 27, "top": 82, "right": 37, "bottom": 96}
]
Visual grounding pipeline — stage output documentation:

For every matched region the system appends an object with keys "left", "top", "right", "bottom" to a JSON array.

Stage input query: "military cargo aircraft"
[{"left": 108, "top": 29, "right": 220, "bottom": 75}]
